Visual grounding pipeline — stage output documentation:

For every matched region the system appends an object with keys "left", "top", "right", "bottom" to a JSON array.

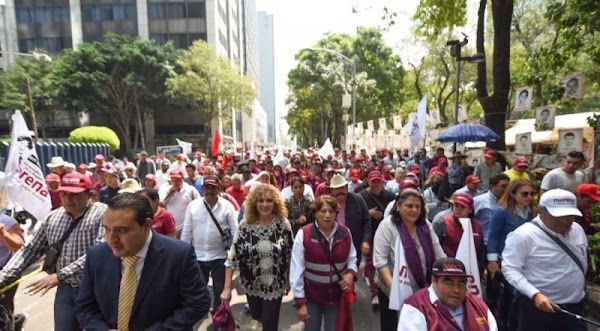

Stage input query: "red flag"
[{"left": 212, "top": 130, "right": 221, "bottom": 156}]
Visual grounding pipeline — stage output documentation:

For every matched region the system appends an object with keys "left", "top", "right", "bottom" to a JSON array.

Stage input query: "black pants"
[
  {"left": 246, "top": 295, "right": 282, "bottom": 331},
  {"left": 516, "top": 296, "right": 587, "bottom": 331},
  {"left": 0, "top": 285, "right": 17, "bottom": 314},
  {"left": 377, "top": 289, "right": 398, "bottom": 330}
]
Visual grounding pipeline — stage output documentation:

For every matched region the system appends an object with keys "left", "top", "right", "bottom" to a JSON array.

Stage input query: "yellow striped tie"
[{"left": 118, "top": 256, "right": 139, "bottom": 331}]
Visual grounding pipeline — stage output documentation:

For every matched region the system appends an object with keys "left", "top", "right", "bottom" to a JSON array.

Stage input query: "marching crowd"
[{"left": 0, "top": 145, "right": 596, "bottom": 331}]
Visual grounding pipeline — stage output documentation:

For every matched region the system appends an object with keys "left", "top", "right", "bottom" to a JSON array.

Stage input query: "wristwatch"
[{"left": 57, "top": 272, "right": 67, "bottom": 282}]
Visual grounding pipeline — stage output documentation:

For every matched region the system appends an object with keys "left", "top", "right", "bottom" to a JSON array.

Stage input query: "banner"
[
  {"left": 514, "top": 86, "right": 533, "bottom": 112},
  {"left": 357, "top": 122, "right": 364, "bottom": 132},
  {"left": 558, "top": 128, "right": 583, "bottom": 155},
  {"left": 367, "top": 120, "right": 374, "bottom": 132},
  {"left": 175, "top": 138, "right": 192, "bottom": 155},
  {"left": 379, "top": 118, "right": 387, "bottom": 130},
  {"left": 562, "top": 72, "right": 584, "bottom": 101},
  {"left": 456, "top": 218, "right": 482, "bottom": 298},
  {"left": 393, "top": 115, "right": 402, "bottom": 130},
  {"left": 515, "top": 132, "right": 532, "bottom": 155},
  {"left": 4, "top": 110, "right": 51, "bottom": 221},
  {"left": 156, "top": 145, "right": 183, "bottom": 156},
  {"left": 389, "top": 236, "right": 413, "bottom": 310}
]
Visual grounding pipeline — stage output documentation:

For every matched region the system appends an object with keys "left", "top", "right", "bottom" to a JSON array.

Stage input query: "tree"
[
  {"left": 165, "top": 40, "right": 256, "bottom": 147},
  {"left": 0, "top": 53, "right": 55, "bottom": 138},
  {"left": 50, "top": 33, "right": 179, "bottom": 152},
  {"left": 286, "top": 27, "right": 405, "bottom": 147}
]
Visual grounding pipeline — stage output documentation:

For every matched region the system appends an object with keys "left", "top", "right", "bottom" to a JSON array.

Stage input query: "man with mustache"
[{"left": 329, "top": 174, "right": 371, "bottom": 269}]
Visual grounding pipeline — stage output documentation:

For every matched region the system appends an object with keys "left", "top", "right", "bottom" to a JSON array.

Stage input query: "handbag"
[
  {"left": 42, "top": 207, "right": 89, "bottom": 274},
  {"left": 203, "top": 200, "right": 233, "bottom": 251}
]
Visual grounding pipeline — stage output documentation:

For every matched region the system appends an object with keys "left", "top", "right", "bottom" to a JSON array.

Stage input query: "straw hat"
[
  {"left": 328, "top": 174, "right": 348, "bottom": 189},
  {"left": 47, "top": 156, "right": 67, "bottom": 168},
  {"left": 119, "top": 178, "right": 142, "bottom": 194}
]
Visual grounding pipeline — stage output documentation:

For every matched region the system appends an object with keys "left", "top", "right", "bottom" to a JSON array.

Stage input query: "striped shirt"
[
  {"left": 474, "top": 161, "right": 503, "bottom": 190},
  {"left": 0, "top": 202, "right": 106, "bottom": 287}
]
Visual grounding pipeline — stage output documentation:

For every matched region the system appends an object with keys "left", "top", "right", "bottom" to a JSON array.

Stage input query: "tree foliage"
[
  {"left": 165, "top": 40, "right": 256, "bottom": 141},
  {"left": 69, "top": 126, "right": 120, "bottom": 151},
  {"left": 285, "top": 27, "right": 405, "bottom": 147},
  {"left": 50, "top": 33, "right": 179, "bottom": 152}
]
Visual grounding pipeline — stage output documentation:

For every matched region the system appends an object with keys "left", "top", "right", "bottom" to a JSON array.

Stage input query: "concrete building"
[
  {"left": 257, "top": 11, "right": 276, "bottom": 144},
  {"left": 0, "top": 0, "right": 260, "bottom": 154}
]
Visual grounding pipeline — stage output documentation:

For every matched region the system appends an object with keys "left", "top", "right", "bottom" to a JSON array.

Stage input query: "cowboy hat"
[
  {"left": 47, "top": 156, "right": 67, "bottom": 168},
  {"left": 328, "top": 174, "right": 348, "bottom": 189}
]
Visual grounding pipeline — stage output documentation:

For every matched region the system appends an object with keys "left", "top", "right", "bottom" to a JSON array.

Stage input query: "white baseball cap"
[{"left": 539, "top": 189, "right": 582, "bottom": 217}]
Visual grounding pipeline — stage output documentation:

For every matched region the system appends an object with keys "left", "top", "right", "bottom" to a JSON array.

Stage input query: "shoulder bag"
[
  {"left": 203, "top": 200, "right": 233, "bottom": 251},
  {"left": 42, "top": 207, "right": 89, "bottom": 273},
  {"left": 531, "top": 221, "right": 585, "bottom": 276}
]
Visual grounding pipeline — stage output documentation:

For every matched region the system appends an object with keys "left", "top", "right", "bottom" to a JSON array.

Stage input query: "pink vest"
[
  {"left": 302, "top": 223, "right": 352, "bottom": 306},
  {"left": 441, "top": 215, "right": 484, "bottom": 258},
  {"left": 405, "top": 287, "right": 490, "bottom": 331}
]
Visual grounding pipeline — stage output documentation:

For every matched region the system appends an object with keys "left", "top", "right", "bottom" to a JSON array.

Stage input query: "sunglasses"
[{"left": 519, "top": 191, "right": 534, "bottom": 198}]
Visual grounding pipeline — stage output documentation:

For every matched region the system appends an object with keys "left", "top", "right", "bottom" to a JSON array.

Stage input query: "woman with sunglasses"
[{"left": 486, "top": 179, "right": 536, "bottom": 329}]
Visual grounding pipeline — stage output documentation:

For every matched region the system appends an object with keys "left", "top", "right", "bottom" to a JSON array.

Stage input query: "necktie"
[{"left": 118, "top": 256, "right": 139, "bottom": 331}]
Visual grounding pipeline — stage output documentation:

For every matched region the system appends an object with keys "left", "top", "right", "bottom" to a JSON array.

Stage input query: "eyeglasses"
[{"left": 520, "top": 191, "right": 534, "bottom": 198}]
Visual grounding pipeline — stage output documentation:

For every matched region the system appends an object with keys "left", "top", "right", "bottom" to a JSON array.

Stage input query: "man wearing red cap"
[
  {"left": 359, "top": 170, "right": 396, "bottom": 308},
  {"left": 455, "top": 175, "right": 483, "bottom": 197},
  {"left": 160, "top": 170, "right": 200, "bottom": 238},
  {"left": 429, "top": 156, "right": 449, "bottom": 177},
  {"left": 475, "top": 149, "right": 503, "bottom": 190},
  {"left": 504, "top": 157, "right": 531, "bottom": 182},
  {"left": 0, "top": 173, "right": 107, "bottom": 331},
  {"left": 575, "top": 183, "right": 600, "bottom": 234}
]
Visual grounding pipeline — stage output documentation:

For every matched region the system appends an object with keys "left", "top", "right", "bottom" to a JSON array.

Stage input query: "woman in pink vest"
[{"left": 290, "top": 195, "right": 358, "bottom": 331}]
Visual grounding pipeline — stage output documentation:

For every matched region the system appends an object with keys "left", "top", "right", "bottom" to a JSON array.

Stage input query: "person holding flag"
[{"left": 373, "top": 189, "right": 446, "bottom": 330}]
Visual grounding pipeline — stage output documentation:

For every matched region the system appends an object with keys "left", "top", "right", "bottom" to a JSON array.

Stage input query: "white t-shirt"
[{"left": 540, "top": 168, "right": 583, "bottom": 193}]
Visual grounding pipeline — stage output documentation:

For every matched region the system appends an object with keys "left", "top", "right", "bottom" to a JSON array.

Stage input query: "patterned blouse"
[
  {"left": 225, "top": 217, "right": 293, "bottom": 300},
  {"left": 285, "top": 196, "right": 313, "bottom": 235}
]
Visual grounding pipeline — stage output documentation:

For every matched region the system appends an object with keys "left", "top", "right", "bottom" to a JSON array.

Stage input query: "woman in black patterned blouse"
[
  {"left": 221, "top": 183, "right": 293, "bottom": 331},
  {"left": 285, "top": 177, "right": 313, "bottom": 235}
]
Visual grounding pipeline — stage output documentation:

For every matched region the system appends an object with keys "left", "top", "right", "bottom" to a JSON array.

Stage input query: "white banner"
[
  {"left": 357, "top": 122, "right": 364, "bottom": 132},
  {"left": 456, "top": 218, "right": 482, "bottom": 298},
  {"left": 379, "top": 118, "right": 387, "bottom": 130},
  {"left": 367, "top": 120, "right": 374, "bottom": 132},
  {"left": 393, "top": 115, "right": 402, "bottom": 130},
  {"left": 4, "top": 110, "right": 51, "bottom": 220},
  {"left": 389, "top": 236, "right": 414, "bottom": 310},
  {"left": 403, "top": 96, "right": 427, "bottom": 151},
  {"left": 175, "top": 138, "right": 192, "bottom": 155}
]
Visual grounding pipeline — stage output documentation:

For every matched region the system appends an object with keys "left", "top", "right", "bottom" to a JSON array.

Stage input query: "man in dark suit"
[{"left": 75, "top": 193, "right": 210, "bottom": 331}]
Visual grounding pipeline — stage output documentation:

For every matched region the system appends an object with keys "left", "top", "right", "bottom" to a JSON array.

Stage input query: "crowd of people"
[{"left": 0, "top": 145, "right": 597, "bottom": 331}]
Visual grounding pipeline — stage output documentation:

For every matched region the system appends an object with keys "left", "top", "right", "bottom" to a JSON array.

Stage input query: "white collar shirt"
[
  {"left": 501, "top": 216, "right": 587, "bottom": 303},
  {"left": 121, "top": 231, "right": 152, "bottom": 282}
]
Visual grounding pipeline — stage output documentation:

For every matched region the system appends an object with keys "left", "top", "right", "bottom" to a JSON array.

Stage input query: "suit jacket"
[
  {"left": 75, "top": 232, "right": 210, "bottom": 331},
  {"left": 343, "top": 192, "right": 372, "bottom": 250}
]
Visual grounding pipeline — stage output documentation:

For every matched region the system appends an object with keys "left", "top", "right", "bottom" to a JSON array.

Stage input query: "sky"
[{"left": 254, "top": 0, "right": 478, "bottom": 140}]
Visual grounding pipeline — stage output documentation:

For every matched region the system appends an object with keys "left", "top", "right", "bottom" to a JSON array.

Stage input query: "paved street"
[{"left": 13, "top": 264, "right": 380, "bottom": 331}]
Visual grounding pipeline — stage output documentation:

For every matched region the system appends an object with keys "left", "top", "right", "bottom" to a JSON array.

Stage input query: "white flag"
[
  {"left": 4, "top": 110, "right": 51, "bottom": 220},
  {"left": 456, "top": 218, "right": 482, "bottom": 298},
  {"left": 249, "top": 142, "right": 256, "bottom": 160},
  {"left": 389, "top": 236, "right": 414, "bottom": 310},
  {"left": 403, "top": 96, "right": 427, "bottom": 150},
  {"left": 175, "top": 138, "right": 192, "bottom": 155},
  {"left": 291, "top": 136, "right": 297, "bottom": 155},
  {"left": 318, "top": 138, "right": 334, "bottom": 158}
]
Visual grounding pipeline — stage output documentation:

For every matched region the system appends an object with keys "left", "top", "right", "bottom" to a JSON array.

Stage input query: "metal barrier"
[{"left": 0, "top": 142, "right": 110, "bottom": 175}]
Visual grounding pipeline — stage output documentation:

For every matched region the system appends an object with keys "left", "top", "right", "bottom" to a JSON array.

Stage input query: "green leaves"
[
  {"left": 69, "top": 126, "right": 120, "bottom": 151},
  {"left": 413, "top": 0, "right": 468, "bottom": 39}
]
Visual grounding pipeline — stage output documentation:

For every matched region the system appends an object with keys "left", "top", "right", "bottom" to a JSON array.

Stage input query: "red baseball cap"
[
  {"left": 350, "top": 169, "right": 361, "bottom": 180},
  {"left": 45, "top": 173, "right": 61, "bottom": 182},
  {"left": 399, "top": 178, "right": 418, "bottom": 189},
  {"left": 466, "top": 175, "right": 481, "bottom": 184},
  {"left": 287, "top": 168, "right": 299, "bottom": 176},
  {"left": 484, "top": 150, "right": 497, "bottom": 158},
  {"left": 450, "top": 193, "right": 474, "bottom": 209},
  {"left": 514, "top": 157, "right": 529, "bottom": 167},
  {"left": 144, "top": 174, "right": 156, "bottom": 181},
  {"left": 576, "top": 184, "right": 600, "bottom": 202},
  {"left": 169, "top": 170, "right": 184, "bottom": 179},
  {"left": 368, "top": 170, "right": 385, "bottom": 182},
  {"left": 57, "top": 173, "right": 92, "bottom": 193}
]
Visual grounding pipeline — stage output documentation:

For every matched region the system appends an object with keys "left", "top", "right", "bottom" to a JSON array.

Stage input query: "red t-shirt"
[
  {"left": 152, "top": 208, "right": 176, "bottom": 235},
  {"left": 49, "top": 189, "right": 62, "bottom": 210},
  {"left": 225, "top": 186, "right": 247, "bottom": 206}
]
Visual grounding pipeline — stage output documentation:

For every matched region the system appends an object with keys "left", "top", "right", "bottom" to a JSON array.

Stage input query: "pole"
[
  {"left": 453, "top": 45, "right": 461, "bottom": 153},
  {"left": 26, "top": 77, "right": 38, "bottom": 142},
  {"left": 351, "top": 55, "right": 357, "bottom": 152}
]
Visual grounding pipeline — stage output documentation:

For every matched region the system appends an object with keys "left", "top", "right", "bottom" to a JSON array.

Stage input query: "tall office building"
[
  {"left": 257, "top": 11, "right": 275, "bottom": 144},
  {"left": 0, "top": 0, "right": 263, "bottom": 152}
]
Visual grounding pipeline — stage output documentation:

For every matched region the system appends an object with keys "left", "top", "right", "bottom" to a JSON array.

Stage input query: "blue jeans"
[
  {"left": 305, "top": 301, "right": 338, "bottom": 331},
  {"left": 198, "top": 259, "right": 225, "bottom": 310},
  {"left": 54, "top": 282, "right": 81, "bottom": 331}
]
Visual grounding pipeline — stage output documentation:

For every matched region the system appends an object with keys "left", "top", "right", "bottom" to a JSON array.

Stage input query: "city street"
[{"left": 13, "top": 264, "right": 379, "bottom": 330}]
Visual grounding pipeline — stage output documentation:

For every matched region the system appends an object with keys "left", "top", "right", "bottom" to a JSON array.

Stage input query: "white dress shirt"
[
  {"left": 281, "top": 184, "right": 315, "bottom": 201},
  {"left": 181, "top": 197, "right": 238, "bottom": 261},
  {"left": 290, "top": 223, "right": 358, "bottom": 300},
  {"left": 502, "top": 217, "right": 587, "bottom": 303},
  {"left": 121, "top": 231, "right": 153, "bottom": 282},
  {"left": 160, "top": 183, "right": 200, "bottom": 231}
]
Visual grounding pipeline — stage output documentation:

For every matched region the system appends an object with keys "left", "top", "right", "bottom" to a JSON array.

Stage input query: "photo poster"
[
  {"left": 367, "top": 120, "right": 374, "bottom": 132},
  {"left": 514, "top": 86, "right": 533, "bottom": 112},
  {"left": 393, "top": 115, "right": 402, "bottom": 130},
  {"left": 558, "top": 128, "right": 583, "bottom": 155},
  {"left": 562, "top": 73, "right": 585, "bottom": 101},
  {"left": 356, "top": 122, "right": 364, "bottom": 132},
  {"left": 465, "top": 149, "right": 483, "bottom": 168},
  {"left": 515, "top": 132, "right": 533, "bottom": 155},
  {"left": 430, "top": 108, "right": 441, "bottom": 126},
  {"left": 535, "top": 106, "right": 556, "bottom": 131},
  {"left": 457, "top": 105, "right": 468, "bottom": 123},
  {"left": 379, "top": 118, "right": 387, "bottom": 131}
]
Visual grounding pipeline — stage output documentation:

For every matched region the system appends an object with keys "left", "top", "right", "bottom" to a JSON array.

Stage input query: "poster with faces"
[
  {"left": 514, "top": 87, "right": 533, "bottom": 112},
  {"left": 430, "top": 108, "right": 441, "bottom": 126},
  {"left": 558, "top": 128, "right": 583, "bottom": 155},
  {"left": 393, "top": 115, "right": 402, "bottom": 130},
  {"left": 379, "top": 118, "right": 387, "bottom": 130},
  {"left": 367, "top": 120, "right": 374, "bottom": 132},
  {"left": 535, "top": 106, "right": 556, "bottom": 131},
  {"left": 562, "top": 73, "right": 585, "bottom": 101},
  {"left": 457, "top": 105, "right": 468, "bottom": 123},
  {"left": 515, "top": 132, "right": 532, "bottom": 155}
]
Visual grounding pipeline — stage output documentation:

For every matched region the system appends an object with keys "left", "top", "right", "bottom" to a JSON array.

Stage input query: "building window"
[
  {"left": 19, "top": 36, "right": 72, "bottom": 53},
  {"left": 150, "top": 33, "right": 207, "bottom": 49},
  {"left": 167, "top": 3, "right": 186, "bottom": 19},
  {"left": 16, "top": 6, "right": 70, "bottom": 23},
  {"left": 148, "top": 4, "right": 167, "bottom": 19},
  {"left": 188, "top": 33, "right": 207, "bottom": 44},
  {"left": 149, "top": 2, "right": 206, "bottom": 20},
  {"left": 187, "top": 2, "right": 206, "bottom": 19},
  {"left": 82, "top": 4, "right": 136, "bottom": 22}
]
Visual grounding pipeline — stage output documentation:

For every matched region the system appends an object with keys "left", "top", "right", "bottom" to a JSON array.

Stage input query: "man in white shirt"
[
  {"left": 160, "top": 170, "right": 200, "bottom": 238},
  {"left": 502, "top": 189, "right": 587, "bottom": 331},
  {"left": 540, "top": 151, "right": 585, "bottom": 195},
  {"left": 181, "top": 175, "right": 238, "bottom": 315}
]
